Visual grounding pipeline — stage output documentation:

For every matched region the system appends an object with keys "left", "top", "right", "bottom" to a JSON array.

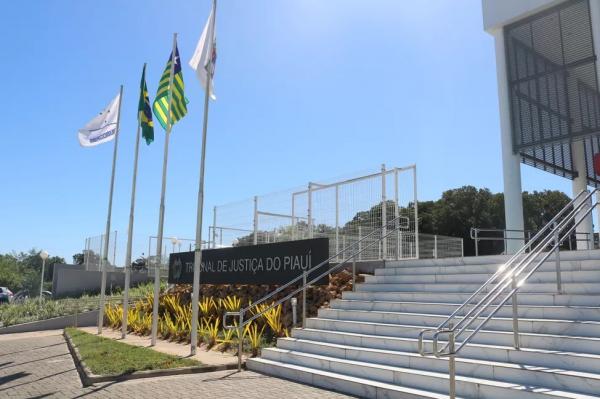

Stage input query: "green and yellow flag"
[
  {"left": 152, "top": 43, "right": 188, "bottom": 130},
  {"left": 138, "top": 64, "right": 154, "bottom": 144}
]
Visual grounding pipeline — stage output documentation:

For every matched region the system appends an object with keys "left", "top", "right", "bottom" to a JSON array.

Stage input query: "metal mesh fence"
[
  {"left": 83, "top": 231, "right": 118, "bottom": 271},
  {"left": 147, "top": 236, "right": 210, "bottom": 278},
  {"left": 418, "top": 233, "right": 464, "bottom": 259},
  {"left": 209, "top": 165, "right": 438, "bottom": 261}
]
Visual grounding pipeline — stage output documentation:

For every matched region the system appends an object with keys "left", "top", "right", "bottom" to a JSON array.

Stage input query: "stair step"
[
  {"left": 256, "top": 348, "right": 597, "bottom": 398},
  {"left": 365, "top": 270, "right": 600, "bottom": 284},
  {"left": 247, "top": 357, "right": 452, "bottom": 399},
  {"left": 305, "top": 318, "right": 600, "bottom": 354},
  {"left": 341, "top": 291, "right": 600, "bottom": 306},
  {"left": 330, "top": 299, "right": 600, "bottom": 321},
  {"left": 356, "top": 282, "right": 600, "bottom": 294},
  {"left": 292, "top": 328, "right": 600, "bottom": 374},
  {"left": 276, "top": 338, "right": 600, "bottom": 396},
  {"left": 317, "top": 308, "right": 600, "bottom": 337},
  {"left": 376, "top": 260, "right": 600, "bottom": 275},
  {"left": 383, "top": 250, "right": 600, "bottom": 268}
]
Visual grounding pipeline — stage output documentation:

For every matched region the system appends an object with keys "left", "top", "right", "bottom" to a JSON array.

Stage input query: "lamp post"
[
  {"left": 39, "top": 250, "right": 49, "bottom": 301},
  {"left": 170, "top": 237, "right": 178, "bottom": 254}
]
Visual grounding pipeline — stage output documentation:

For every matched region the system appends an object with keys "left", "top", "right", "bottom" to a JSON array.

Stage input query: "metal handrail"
[
  {"left": 223, "top": 215, "right": 411, "bottom": 370},
  {"left": 471, "top": 226, "right": 591, "bottom": 256},
  {"left": 418, "top": 189, "right": 596, "bottom": 398}
]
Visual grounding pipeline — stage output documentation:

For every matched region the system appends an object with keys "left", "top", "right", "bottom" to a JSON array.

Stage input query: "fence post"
[
  {"left": 461, "top": 238, "right": 464, "bottom": 258},
  {"left": 413, "top": 165, "right": 419, "bottom": 259},
  {"left": 291, "top": 194, "right": 296, "bottom": 240},
  {"left": 253, "top": 196, "right": 258, "bottom": 245},
  {"left": 85, "top": 237, "right": 90, "bottom": 271},
  {"left": 394, "top": 168, "right": 399, "bottom": 260},
  {"left": 475, "top": 229, "right": 479, "bottom": 257},
  {"left": 212, "top": 206, "right": 217, "bottom": 248},
  {"left": 434, "top": 235, "right": 438, "bottom": 259},
  {"left": 308, "top": 183, "right": 313, "bottom": 239},
  {"left": 335, "top": 184, "right": 339, "bottom": 261},
  {"left": 381, "top": 164, "right": 387, "bottom": 260}
]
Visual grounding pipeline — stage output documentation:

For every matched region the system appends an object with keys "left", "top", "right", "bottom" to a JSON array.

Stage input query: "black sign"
[{"left": 168, "top": 238, "right": 329, "bottom": 285}]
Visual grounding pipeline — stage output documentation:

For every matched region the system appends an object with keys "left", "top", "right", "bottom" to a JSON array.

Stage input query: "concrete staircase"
[{"left": 247, "top": 251, "right": 600, "bottom": 398}]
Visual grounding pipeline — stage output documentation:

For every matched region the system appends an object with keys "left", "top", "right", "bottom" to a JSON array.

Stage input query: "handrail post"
[
  {"left": 511, "top": 275, "right": 520, "bottom": 350},
  {"left": 448, "top": 330, "right": 456, "bottom": 399},
  {"left": 237, "top": 309, "right": 244, "bottom": 371},
  {"left": 475, "top": 229, "right": 479, "bottom": 257},
  {"left": 291, "top": 297, "right": 297, "bottom": 327},
  {"left": 434, "top": 235, "right": 438, "bottom": 259},
  {"left": 308, "top": 183, "right": 313, "bottom": 239},
  {"left": 352, "top": 257, "right": 356, "bottom": 292},
  {"left": 460, "top": 238, "right": 464, "bottom": 258},
  {"left": 212, "top": 206, "right": 217, "bottom": 248},
  {"left": 358, "top": 225, "right": 362, "bottom": 261},
  {"left": 302, "top": 271, "right": 307, "bottom": 328},
  {"left": 554, "top": 224, "right": 562, "bottom": 293}
]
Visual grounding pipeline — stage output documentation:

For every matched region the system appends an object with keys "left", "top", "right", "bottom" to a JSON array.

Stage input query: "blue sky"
[{"left": 0, "top": 0, "right": 575, "bottom": 262}]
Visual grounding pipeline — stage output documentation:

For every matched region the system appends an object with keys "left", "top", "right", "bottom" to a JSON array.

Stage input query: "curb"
[{"left": 63, "top": 329, "right": 244, "bottom": 386}]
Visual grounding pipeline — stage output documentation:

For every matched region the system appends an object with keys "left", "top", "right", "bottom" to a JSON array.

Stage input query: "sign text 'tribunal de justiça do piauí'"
[{"left": 168, "top": 238, "right": 329, "bottom": 285}]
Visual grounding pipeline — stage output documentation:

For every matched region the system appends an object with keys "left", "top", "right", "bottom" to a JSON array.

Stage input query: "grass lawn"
[{"left": 66, "top": 327, "right": 200, "bottom": 375}]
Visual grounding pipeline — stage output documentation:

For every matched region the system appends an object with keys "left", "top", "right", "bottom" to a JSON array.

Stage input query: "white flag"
[
  {"left": 189, "top": 3, "right": 216, "bottom": 100},
  {"left": 78, "top": 92, "right": 121, "bottom": 147}
]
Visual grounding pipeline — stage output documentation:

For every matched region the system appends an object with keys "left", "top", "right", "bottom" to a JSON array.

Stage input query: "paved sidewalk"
[{"left": 0, "top": 330, "right": 353, "bottom": 398}]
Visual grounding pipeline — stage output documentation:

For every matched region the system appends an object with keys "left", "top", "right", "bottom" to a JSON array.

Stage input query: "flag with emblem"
[
  {"left": 189, "top": 0, "right": 217, "bottom": 100},
  {"left": 78, "top": 92, "right": 121, "bottom": 147},
  {"left": 153, "top": 42, "right": 188, "bottom": 130},
  {"left": 138, "top": 64, "right": 155, "bottom": 144}
]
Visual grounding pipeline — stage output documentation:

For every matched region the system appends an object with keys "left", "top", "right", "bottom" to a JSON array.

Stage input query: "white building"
[{"left": 483, "top": 0, "right": 600, "bottom": 252}]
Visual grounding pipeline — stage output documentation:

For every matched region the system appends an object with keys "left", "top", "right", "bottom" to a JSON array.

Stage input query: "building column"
[
  {"left": 589, "top": 0, "right": 600, "bottom": 247},
  {"left": 493, "top": 28, "right": 525, "bottom": 254},
  {"left": 571, "top": 141, "right": 593, "bottom": 250}
]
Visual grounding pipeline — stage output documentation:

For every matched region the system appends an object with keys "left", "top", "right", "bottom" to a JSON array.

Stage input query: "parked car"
[
  {"left": 0, "top": 287, "right": 14, "bottom": 304},
  {"left": 11, "top": 289, "right": 52, "bottom": 303},
  {"left": 131, "top": 256, "right": 148, "bottom": 272}
]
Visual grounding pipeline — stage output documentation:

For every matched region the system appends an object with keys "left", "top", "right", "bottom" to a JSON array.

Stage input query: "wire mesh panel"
[
  {"left": 418, "top": 233, "right": 464, "bottom": 259},
  {"left": 211, "top": 165, "right": 425, "bottom": 260},
  {"left": 83, "top": 231, "right": 117, "bottom": 271},
  {"left": 505, "top": 0, "right": 600, "bottom": 185},
  {"left": 147, "top": 236, "right": 209, "bottom": 278}
]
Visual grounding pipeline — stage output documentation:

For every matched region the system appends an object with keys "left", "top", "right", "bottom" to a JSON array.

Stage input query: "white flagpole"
[
  {"left": 98, "top": 84, "right": 124, "bottom": 334},
  {"left": 151, "top": 34, "right": 178, "bottom": 346},
  {"left": 191, "top": 0, "right": 216, "bottom": 356},
  {"left": 122, "top": 65, "right": 146, "bottom": 339}
]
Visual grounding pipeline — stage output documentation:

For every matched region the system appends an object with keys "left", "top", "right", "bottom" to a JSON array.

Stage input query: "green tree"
[{"left": 72, "top": 252, "right": 85, "bottom": 265}]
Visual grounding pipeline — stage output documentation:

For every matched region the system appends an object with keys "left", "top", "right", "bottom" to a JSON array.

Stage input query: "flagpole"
[
  {"left": 98, "top": 84, "right": 123, "bottom": 334},
  {"left": 122, "top": 66, "right": 146, "bottom": 339},
  {"left": 191, "top": 0, "right": 216, "bottom": 356},
  {"left": 151, "top": 34, "right": 178, "bottom": 346}
]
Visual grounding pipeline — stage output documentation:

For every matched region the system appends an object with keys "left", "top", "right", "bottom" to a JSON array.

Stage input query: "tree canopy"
[{"left": 0, "top": 249, "right": 65, "bottom": 292}]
